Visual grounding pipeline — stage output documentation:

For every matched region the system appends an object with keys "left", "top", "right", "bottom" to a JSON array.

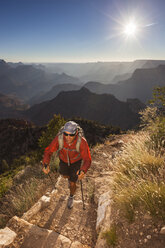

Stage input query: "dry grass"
[
  {"left": 112, "top": 131, "right": 165, "bottom": 222},
  {"left": 10, "top": 178, "right": 39, "bottom": 215},
  {"left": 0, "top": 164, "right": 58, "bottom": 228}
]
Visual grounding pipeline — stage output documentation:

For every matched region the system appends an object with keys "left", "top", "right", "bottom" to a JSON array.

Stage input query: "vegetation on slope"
[{"left": 103, "top": 87, "right": 165, "bottom": 247}]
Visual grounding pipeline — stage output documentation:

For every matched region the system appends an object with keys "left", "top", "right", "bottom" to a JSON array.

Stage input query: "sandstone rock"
[
  {"left": 7, "top": 216, "right": 72, "bottom": 248},
  {"left": 22, "top": 201, "right": 42, "bottom": 221},
  {"left": 94, "top": 178, "right": 113, "bottom": 204},
  {"left": 57, "top": 234, "right": 71, "bottom": 247},
  {"left": 96, "top": 191, "right": 112, "bottom": 233},
  {"left": 40, "top": 195, "right": 51, "bottom": 208},
  {"left": 22, "top": 194, "right": 50, "bottom": 221},
  {"left": 160, "top": 226, "right": 165, "bottom": 234},
  {"left": 95, "top": 237, "right": 108, "bottom": 248},
  {"left": 0, "top": 227, "right": 17, "bottom": 247},
  {"left": 102, "top": 152, "right": 109, "bottom": 158},
  {"left": 70, "top": 241, "right": 91, "bottom": 248}
]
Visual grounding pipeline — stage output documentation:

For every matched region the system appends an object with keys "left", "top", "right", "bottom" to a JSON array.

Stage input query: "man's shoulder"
[{"left": 80, "top": 136, "right": 88, "bottom": 146}]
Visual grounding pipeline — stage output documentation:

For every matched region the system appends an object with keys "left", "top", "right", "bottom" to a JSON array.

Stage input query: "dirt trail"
[
  {"left": 28, "top": 175, "right": 97, "bottom": 246},
  {"left": 5, "top": 134, "right": 129, "bottom": 248}
]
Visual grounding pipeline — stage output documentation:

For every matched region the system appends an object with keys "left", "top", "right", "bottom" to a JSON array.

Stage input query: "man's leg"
[
  {"left": 59, "top": 160, "right": 69, "bottom": 179},
  {"left": 67, "top": 160, "right": 82, "bottom": 209},
  {"left": 67, "top": 181, "right": 76, "bottom": 209},
  {"left": 69, "top": 181, "right": 76, "bottom": 196}
]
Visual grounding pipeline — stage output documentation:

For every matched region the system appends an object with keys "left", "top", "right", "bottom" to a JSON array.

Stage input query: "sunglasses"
[{"left": 63, "top": 132, "right": 76, "bottom": 137}]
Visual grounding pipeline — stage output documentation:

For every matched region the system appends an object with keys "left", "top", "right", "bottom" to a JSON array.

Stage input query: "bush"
[
  {"left": 140, "top": 87, "right": 165, "bottom": 151},
  {"left": 1, "top": 160, "right": 9, "bottom": 172},
  {"left": 0, "top": 175, "right": 13, "bottom": 198},
  {"left": 102, "top": 226, "right": 118, "bottom": 247},
  {"left": 38, "top": 114, "right": 65, "bottom": 159},
  {"left": 139, "top": 107, "right": 165, "bottom": 151},
  {"left": 112, "top": 132, "right": 165, "bottom": 222},
  {"left": 10, "top": 179, "right": 38, "bottom": 215},
  {"left": 114, "top": 180, "right": 165, "bottom": 222}
]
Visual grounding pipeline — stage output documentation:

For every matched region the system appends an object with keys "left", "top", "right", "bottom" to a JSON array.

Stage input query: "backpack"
[{"left": 49, "top": 124, "right": 85, "bottom": 167}]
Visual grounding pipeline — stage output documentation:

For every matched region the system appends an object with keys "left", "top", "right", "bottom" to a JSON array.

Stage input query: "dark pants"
[{"left": 59, "top": 159, "right": 82, "bottom": 182}]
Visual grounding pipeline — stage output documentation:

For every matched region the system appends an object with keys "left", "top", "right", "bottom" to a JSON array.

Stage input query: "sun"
[{"left": 123, "top": 22, "right": 137, "bottom": 37}]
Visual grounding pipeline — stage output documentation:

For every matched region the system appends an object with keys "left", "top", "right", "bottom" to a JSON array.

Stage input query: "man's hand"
[
  {"left": 42, "top": 163, "right": 50, "bottom": 174},
  {"left": 77, "top": 170, "right": 85, "bottom": 180}
]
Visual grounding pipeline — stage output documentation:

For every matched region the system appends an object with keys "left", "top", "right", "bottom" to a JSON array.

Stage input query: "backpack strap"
[
  {"left": 58, "top": 133, "right": 64, "bottom": 151},
  {"left": 76, "top": 135, "right": 82, "bottom": 153},
  {"left": 49, "top": 132, "right": 64, "bottom": 167}
]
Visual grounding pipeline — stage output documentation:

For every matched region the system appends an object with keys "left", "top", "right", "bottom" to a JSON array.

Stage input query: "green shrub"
[
  {"left": 1, "top": 160, "right": 9, "bottom": 172},
  {"left": 140, "top": 87, "right": 165, "bottom": 151},
  {"left": 0, "top": 176, "right": 12, "bottom": 198},
  {"left": 102, "top": 226, "right": 118, "bottom": 247},
  {"left": 38, "top": 114, "right": 65, "bottom": 158},
  {"left": 149, "top": 86, "right": 165, "bottom": 109}
]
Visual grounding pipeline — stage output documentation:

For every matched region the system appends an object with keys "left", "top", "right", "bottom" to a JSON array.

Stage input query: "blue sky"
[{"left": 1, "top": 0, "right": 165, "bottom": 63}]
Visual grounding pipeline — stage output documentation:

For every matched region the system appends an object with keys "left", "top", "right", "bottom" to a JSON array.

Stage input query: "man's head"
[{"left": 63, "top": 121, "right": 78, "bottom": 144}]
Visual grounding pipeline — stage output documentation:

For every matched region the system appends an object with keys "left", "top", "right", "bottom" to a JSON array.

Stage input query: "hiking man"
[{"left": 42, "top": 121, "right": 91, "bottom": 209}]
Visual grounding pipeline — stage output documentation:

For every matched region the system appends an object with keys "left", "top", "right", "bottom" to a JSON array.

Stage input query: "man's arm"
[
  {"left": 79, "top": 138, "right": 91, "bottom": 174},
  {"left": 42, "top": 136, "right": 59, "bottom": 173}
]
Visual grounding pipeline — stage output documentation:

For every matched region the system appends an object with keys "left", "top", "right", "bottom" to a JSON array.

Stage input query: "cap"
[{"left": 63, "top": 121, "right": 78, "bottom": 134}]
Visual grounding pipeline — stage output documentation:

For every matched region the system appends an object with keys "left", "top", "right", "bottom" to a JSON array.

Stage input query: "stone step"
[
  {"left": 5, "top": 216, "right": 90, "bottom": 248},
  {"left": 27, "top": 177, "right": 96, "bottom": 246}
]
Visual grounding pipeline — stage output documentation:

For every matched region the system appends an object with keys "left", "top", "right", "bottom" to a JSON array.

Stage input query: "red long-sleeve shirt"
[{"left": 43, "top": 134, "right": 91, "bottom": 173}]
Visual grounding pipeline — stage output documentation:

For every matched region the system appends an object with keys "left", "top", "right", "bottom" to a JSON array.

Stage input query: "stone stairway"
[{"left": 2, "top": 174, "right": 97, "bottom": 248}]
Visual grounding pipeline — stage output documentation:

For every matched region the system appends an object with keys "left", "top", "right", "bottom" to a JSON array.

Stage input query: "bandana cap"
[{"left": 63, "top": 121, "right": 78, "bottom": 134}]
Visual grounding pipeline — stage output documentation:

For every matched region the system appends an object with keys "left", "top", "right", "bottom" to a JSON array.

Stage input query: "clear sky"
[{"left": 1, "top": 0, "right": 165, "bottom": 63}]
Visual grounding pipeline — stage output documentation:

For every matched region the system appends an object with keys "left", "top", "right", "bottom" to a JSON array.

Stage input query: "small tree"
[
  {"left": 140, "top": 87, "right": 165, "bottom": 150},
  {"left": 149, "top": 86, "right": 165, "bottom": 110},
  {"left": 38, "top": 114, "right": 65, "bottom": 158},
  {"left": 1, "top": 160, "right": 9, "bottom": 172}
]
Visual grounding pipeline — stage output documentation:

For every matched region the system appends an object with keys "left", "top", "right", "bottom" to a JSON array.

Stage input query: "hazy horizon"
[{"left": 3, "top": 58, "right": 165, "bottom": 65}]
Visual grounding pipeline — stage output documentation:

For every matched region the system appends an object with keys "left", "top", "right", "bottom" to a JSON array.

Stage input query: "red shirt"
[{"left": 43, "top": 134, "right": 91, "bottom": 173}]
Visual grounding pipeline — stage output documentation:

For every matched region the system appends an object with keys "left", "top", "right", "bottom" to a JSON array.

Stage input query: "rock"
[
  {"left": 96, "top": 191, "right": 112, "bottom": 233},
  {"left": 95, "top": 238, "right": 107, "bottom": 248},
  {"left": 22, "top": 201, "right": 42, "bottom": 221},
  {"left": 102, "top": 152, "right": 109, "bottom": 158},
  {"left": 160, "top": 226, "right": 165, "bottom": 234},
  {"left": 70, "top": 241, "right": 91, "bottom": 247},
  {"left": 22, "top": 194, "right": 52, "bottom": 221},
  {"left": 144, "top": 214, "right": 152, "bottom": 220},
  {"left": 7, "top": 216, "right": 72, "bottom": 248},
  {"left": 117, "top": 140, "right": 124, "bottom": 144},
  {"left": 146, "top": 235, "right": 151, "bottom": 239},
  {"left": 40, "top": 195, "right": 51, "bottom": 208},
  {"left": 0, "top": 227, "right": 17, "bottom": 247},
  {"left": 58, "top": 234, "right": 71, "bottom": 247},
  {"left": 94, "top": 178, "right": 113, "bottom": 204}
]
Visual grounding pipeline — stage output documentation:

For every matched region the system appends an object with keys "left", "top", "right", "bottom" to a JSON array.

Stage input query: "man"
[{"left": 42, "top": 121, "right": 91, "bottom": 209}]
